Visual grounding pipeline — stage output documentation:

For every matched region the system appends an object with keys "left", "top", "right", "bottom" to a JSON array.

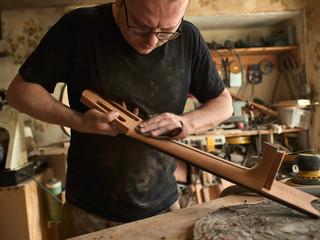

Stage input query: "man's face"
[{"left": 115, "top": 0, "right": 188, "bottom": 55}]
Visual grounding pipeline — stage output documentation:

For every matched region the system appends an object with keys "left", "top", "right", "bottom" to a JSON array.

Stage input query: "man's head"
[{"left": 113, "top": 0, "right": 189, "bottom": 54}]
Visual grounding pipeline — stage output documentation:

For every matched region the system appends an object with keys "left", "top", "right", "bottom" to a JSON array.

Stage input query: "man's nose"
[{"left": 143, "top": 33, "right": 159, "bottom": 47}]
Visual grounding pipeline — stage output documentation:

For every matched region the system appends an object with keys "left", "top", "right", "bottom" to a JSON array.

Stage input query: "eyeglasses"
[{"left": 123, "top": 0, "right": 183, "bottom": 40}]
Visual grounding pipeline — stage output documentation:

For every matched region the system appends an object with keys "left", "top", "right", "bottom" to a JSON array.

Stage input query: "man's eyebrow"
[
  {"left": 161, "top": 19, "right": 182, "bottom": 31},
  {"left": 132, "top": 15, "right": 180, "bottom": 31},
  {"left": 135, "top": 21, "right": 176, "bottom": 31},
  {"left": 161, "top": 25, "right": 177, "bottom": 31}
]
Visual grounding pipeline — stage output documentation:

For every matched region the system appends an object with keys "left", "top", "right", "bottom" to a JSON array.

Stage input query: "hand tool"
[{"left": 81, "top": 89, "right": 319, "bottom": 218}]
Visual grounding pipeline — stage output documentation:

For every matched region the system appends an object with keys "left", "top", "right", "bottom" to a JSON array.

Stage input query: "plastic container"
[
  {"left": 275, "top": 107, "right": 311, "bottom": 129},
  {"left": 46, "top": 178, "right": 62, "bottom": 221}
]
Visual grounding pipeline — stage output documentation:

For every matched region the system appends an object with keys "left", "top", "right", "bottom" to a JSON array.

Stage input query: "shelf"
[
  {"left": 0, "top": 0, "right": 110, "bottom": 10},
  {"left": 210, "top": 45, "right": 300, "bottom": 71},
  {"left": 200, "top": 127, "right": 303, "bottom": 138}
]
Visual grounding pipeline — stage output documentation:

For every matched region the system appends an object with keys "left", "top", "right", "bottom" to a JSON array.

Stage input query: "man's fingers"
[
  {"left": 137, "top": 113, "right": 184, "bottom": 138},
  {"left": 133, "top": 107, "right": 139, "bottom": 116}
]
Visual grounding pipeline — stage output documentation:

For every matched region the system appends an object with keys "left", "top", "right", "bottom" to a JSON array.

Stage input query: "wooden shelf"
[
  {"left": 210, "top": 45, "right": 300, "bottom": 71},
  {"left": 201, "top": 127, "right": 303, "bottom": 138},
  {"left": 0, "top": 0, "right": 111, "bottom": 10}
]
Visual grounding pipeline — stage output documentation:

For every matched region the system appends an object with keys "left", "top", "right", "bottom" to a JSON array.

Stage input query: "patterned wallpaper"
[
  {"left": 0, "top": 7, "right": 76, "bottom": 147},
  {"left": 2, "top": 7, "right": 73, "bottom": 65}
]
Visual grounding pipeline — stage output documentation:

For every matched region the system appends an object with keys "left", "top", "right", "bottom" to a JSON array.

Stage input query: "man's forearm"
[
  {"left": 6, "top": 73, "right": 82, "bottom": 130},
  {"left": 183, "top": 89, "right": 233, "bottom": 134}
]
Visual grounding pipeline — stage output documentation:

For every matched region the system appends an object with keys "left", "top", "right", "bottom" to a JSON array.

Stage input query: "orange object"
[{"left": 80, "top": 89, "right": 319, "bottom": 218}]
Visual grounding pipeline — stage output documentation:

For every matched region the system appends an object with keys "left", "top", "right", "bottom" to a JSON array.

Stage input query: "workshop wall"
[
  {"left": 185, "top": 0, "right": 320, "bottom": 151},
  {"left": 0, "top": 0, "right": 319, "bottom": 150},
  {"left": 0, "top": 7, "right": 75, "bottom": 146}
]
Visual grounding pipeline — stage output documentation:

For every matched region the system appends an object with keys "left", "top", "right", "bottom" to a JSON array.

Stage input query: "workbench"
[
  {"left": 69, "top": 195, "right": 267, "bottom": 240},
  {"left": 69, "top": 192, "right": 320, "bottom": 240}
]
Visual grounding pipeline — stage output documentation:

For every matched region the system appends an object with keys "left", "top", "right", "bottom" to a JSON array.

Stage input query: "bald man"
[{"left": 6, "top": 0, "right": 233, "bottom": 238}]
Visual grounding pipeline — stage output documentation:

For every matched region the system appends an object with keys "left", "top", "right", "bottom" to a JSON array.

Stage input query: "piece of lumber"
[
  {"left": 80, "top": 89, "right": 319, "bottom": 218},
  {"left": 230, "top": 92, "right": 279, "bottom": 117},
  {"left": 272, "top": 99, "right": 311, "bottom": 108}
]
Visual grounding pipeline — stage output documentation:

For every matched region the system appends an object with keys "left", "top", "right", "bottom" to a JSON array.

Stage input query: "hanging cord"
[
  {"left": 212, "top": 41, "right": 245, "bottom": 97},
  {"left": 256, "top": 125, "right": 262, "bottom": 156},
  {"left": 278, "top": 53, "right": 302, "bottom": 99},
  {"left": 271, "top": 70, "right": 282, "bottom": 104},
  {"left": 233, "top": 48, "right": 245, "bottom": 100},
  {"left": 19, "top": 171, "right": 63, "bottom": 205},
  {"left": 251, "top": 75, "right": 255, "bottom": 100},
  {"left": 222, "top": 40, "right": 245, "bottom": 100}
]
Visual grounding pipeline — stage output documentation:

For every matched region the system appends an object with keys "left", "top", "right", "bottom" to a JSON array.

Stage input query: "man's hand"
[
  {"left": 136, "top": 89, "right": 233, "bottom": 140},
  {"left": 137, "top": 113, "right": 188, "bottom": 139},
  {"left": 82, "top": 109, "right": 121, "bottom": 136},
  {"left": 82, "top": 101, "right": 139, "bottom": 136}
]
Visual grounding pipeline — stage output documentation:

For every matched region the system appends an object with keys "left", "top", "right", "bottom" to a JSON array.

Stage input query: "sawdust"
[{"left": 193, "top": 200, "right": 320, "bottom": 240}]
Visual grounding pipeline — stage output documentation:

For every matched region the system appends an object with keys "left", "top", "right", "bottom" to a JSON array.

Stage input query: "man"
[{"left": 6, "top": 0, "right": 233, "bottom": 238}]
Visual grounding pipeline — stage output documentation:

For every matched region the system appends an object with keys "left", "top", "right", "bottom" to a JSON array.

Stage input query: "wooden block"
[
  {"left": 195, "top": 183, "right": 203, "bottom": 204},
  {"left": 202, "top": 187, "right": 210, "bottom": 202},
  {"left": 208, "top": 184, "right": 222, "bottom": 200},
  {"left": 0, "top": 168, "right": 60, "bottom": 240},
  {"left": 174, "top": 159, "right": 187, "bottom": 183},
  {"left": 202, "top": 184, "right": 221, "bottom": 202}
]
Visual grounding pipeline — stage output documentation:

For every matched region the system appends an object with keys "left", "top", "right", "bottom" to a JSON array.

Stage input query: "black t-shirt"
[{"left": 19, "top": 3, "right": 225, "bottom": 222}]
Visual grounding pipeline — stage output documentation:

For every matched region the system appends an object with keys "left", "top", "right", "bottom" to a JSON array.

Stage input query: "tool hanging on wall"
[
  {"left": 272, "top": 53, "right": 304, "bottom": 103},
  {"left": 247, "top": 65, "right": 262, "bottom": 84},
  {"left": 229, "top": 61, "right": 242, "bottom": 87},
  {"left": 259, "top": 59, "right": 273, "bottom": 75},
  {"left": 81, "top": 90, "right": 319, "bottom": 218},
  {"left": 221, "top": 58, "right": 229, "bottom": 87},
  {"left": 247, "top": 65, "right": 262, "bottom": 99}
]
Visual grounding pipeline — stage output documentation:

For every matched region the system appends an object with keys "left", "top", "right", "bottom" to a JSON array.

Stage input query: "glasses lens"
[
  {"left": 157, "top": 32, "right": 180, "bottom": 40},
  {"left": 128, "top": 24, "right": 182, "bottom": 40},
  {"left": 128, "top": 26, "right": 150, "bottom": 36}
]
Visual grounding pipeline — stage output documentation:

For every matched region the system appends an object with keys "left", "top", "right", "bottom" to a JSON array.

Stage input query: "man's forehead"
[
  {"left": 126, "top": 0, "right": 187, "bottom": 27},
  {"left": 127, "top": 0, "right": 188, "bottom": 9},
  {"left": 127, "top": 0, "right": 188, "bottom": 16}
]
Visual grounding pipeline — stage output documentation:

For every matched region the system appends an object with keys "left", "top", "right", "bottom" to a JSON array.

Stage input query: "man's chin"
[{"left": 135, "top": 47, "right": 155, "bottom": 55}]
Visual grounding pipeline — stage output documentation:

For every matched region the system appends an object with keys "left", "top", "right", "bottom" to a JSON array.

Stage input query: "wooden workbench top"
[{"left": 69, "top": 195, "right": 266, "bottom": 240}]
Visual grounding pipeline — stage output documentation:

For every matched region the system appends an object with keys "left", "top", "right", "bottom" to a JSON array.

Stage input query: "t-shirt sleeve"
[
  {"left": 19, "top": 12, "right": 75, "bottom": 93},
  {"left": 187, "top": 24, "right": 225, "bottom": 103}
]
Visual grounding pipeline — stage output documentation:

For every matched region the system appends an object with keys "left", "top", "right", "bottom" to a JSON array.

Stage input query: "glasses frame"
[{"left": 123, "top": 0, "right": 183, "bottom": 40}]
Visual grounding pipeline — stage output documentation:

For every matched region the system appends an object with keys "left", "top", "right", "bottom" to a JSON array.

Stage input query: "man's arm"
[
  {"left": 137, "top": 88, "right": 233, "bottom": 139},
  {"left": 6, "top": 73, "right": 121, "bottom": 136}
]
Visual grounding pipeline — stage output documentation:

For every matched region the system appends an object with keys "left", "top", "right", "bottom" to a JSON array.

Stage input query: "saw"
[{"left": 80, "top": 89, "right": 319, "bottom": 218}]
